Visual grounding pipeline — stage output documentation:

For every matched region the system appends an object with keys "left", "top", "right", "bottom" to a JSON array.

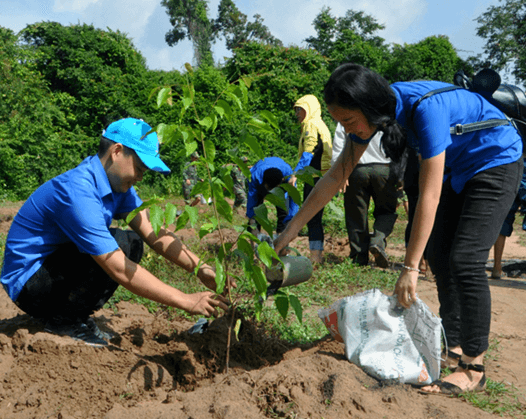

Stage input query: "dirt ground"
[{"left": 0, "top": 203, "right": 525, "bottom": 419}]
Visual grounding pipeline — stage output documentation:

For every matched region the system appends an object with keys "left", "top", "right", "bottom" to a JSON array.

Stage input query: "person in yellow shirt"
[{"left": 291, "top": 94, "right": 332, "bottom": 263}]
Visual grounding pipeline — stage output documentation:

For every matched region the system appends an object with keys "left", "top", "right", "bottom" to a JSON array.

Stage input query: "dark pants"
[
  {"left": 427, "top": 160, "right": 522, "bottom": 357},
  {"left": 15, "top": 229, "right": 143, "bottom": 323},
  {"left": 251, "top": 190, "right": 288, "bottom": 234},
  {"left": 304, "top": 177, "right": 325, "bottom": 248},
  {"left": 344, "top": 164, "right": 398, "bottom": 265}
]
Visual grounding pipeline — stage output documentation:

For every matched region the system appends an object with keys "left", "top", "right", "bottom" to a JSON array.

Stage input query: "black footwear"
[
  {"left": 86, "top": 317, "right": 115, "bottom": 341},
  {"left": 419, "top": 361, "right": 486, "bottom": 396},
  {"left": 369, "top": 244, "right": 389, "bottom": 268},
  {"left": 44, "top": 320, "right": 108, "bottom": 347},
  {"left": 441, "top": 349, "right": 461, "bottom": 371}
]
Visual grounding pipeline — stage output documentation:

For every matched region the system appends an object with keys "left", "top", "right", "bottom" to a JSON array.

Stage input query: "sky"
[{"left": 1, "top": 0, "right": 502, "bottom": 74}]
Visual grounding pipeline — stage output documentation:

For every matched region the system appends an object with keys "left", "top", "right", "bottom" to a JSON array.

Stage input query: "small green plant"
[{"left": 126, "top": 64, "right": 313, "bottom": 371}]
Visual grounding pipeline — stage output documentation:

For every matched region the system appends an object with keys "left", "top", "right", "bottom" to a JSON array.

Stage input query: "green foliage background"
[{"left": 0, "top": 10, "right": 477, "bottom": 201}]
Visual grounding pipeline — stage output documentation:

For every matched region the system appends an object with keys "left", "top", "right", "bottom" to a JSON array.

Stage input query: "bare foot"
[{"left": 491, "top": 269, "right": 503, "bottom": 279}]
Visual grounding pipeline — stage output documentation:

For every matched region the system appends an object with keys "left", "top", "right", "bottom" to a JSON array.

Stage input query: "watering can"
[{"left": 265, "top": 248, "right": 313, "bottom": 288}]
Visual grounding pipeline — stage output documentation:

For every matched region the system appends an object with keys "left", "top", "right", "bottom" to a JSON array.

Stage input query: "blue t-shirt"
[
  {"left": 349, "top": 81, "right": 523, "bottom": 193},
  {"left": 246, "top": 157, "right": 296, "bottom": 220},
  {"left": 1, "top": 155, "right": 143, "bottom": 301}
]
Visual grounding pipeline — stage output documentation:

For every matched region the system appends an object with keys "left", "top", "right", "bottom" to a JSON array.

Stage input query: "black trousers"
[
  {"left": 427, "top": 159, "right": 522, "bottom": 357},
  {"left": 15, "top": 229, "right": 143, "bottom": 323},
  {"left": 303, "top": 177, "right": 325, "bottom": 247}
]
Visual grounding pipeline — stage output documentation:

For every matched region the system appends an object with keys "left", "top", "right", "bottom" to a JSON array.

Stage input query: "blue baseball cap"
[{"left": 102, "top": 118, "right": 170, "bottom": 174}]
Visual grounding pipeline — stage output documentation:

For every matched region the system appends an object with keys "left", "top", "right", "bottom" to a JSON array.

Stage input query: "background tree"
[
  {"left": 215, "top": 0, "right": 282, "bottom": 50},
  {"left": 162, "top": 0, "right": 215, "bottom": 67},
  {"left": 0, "top": 27, "right": 92, "bottom": 200},
  {"left": 384, "top": 36, "right": 468, "bottom": 82},
  {"left": 20, "top": 22, "right": 152, "bottom": 134},
  {"left": 305, "top": 7, "right": 390, "bottom": 72},
  {"left": 475, "top": 0, "right": 526, "bottom": 84}
]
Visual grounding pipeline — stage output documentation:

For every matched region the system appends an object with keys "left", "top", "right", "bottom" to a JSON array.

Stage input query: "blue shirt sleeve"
[{"left": 294, "top": 152, "right": 314, "bottom": 173}]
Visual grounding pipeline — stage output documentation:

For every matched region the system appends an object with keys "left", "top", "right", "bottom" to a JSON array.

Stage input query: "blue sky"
[{"left": 1, "top": 0, "right": 501, "bottom": 73}]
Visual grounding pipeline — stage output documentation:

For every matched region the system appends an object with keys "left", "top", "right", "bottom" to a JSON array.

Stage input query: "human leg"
[
  {"left": 15, "top": 229, "right": 144, "bottom": 323},
  {"left": 492, "top": 196, "right": 519, "bottom": 278},
  {"left": 369, "top": 165, "right": 398, "bottom": 268},
  {"left": 304, "top": 179, "right": 325, "bottom": 263},
  {"left": 343, "top": 166, "right": 370, "bottom": 266},
  {"left": 425, "top": 160, "right": 522, "bottom": 393},
  {"left": 492, "top": 235, "right": 506, "bottom": 279}
]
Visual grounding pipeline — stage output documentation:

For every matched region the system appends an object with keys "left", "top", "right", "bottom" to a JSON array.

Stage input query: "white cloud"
[{"left": 53, "top": 0, "right": 101, "bottom": 13}]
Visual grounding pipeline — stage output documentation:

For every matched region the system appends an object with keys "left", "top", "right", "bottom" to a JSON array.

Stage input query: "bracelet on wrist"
[{"left": 402, "top": 265, "right": 421, "bottom": 273}]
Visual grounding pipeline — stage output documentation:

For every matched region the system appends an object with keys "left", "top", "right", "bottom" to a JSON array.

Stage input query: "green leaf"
[
  {"left": 198, "top": 116, "right": 213, "bottom": 130},
  {"left": 125, "top": 197, "right": 164, "bottom": 224},
  {"left": 215, "top": 195, "right": 233, "bottom": 223},
  {"left": 164, "top": 203, "right": 177, "bottom": 227},
  {"left": 175, "top": 211, "right": 189, "bottom": 231},
  {"left": 250, "top": 265, "right": 268, "bottom": 296},
  {"left": 215, "top": 259, "right": 226, "bottom": 295},
  {"left": 295, "top": 166, "right": 320, "bottom": 186},
  {"left": 289, "top": 294, "right": 303, "bottom": 323},
  {"left": 150, "top": 205, "right": 164, "bottom": 236},
  {"left": 157, "top": 87, "right": 172, "bottom": 108},
  {"left": 199, "top": 223, "right": 215, "bottom": 239},
  {"left": 210, "top": 113, "right": 218, "bottom": 131},
  {"left": 275, "top": 293, "right": 289, "bottom": 320},
  {"left": 157, "top": 123, "right": 178, "bottom": 145},
  {"left": 259, "top": 110, "right": 280, "bottom": 131},
  {"left": 248, "top": 117, "right": 274, "bottom": 135},
  {"left": 185, "top": 206, "right": 199, "bottom": 227},
  {"left": 241, "top": 131, "right": 264, "bottom": 160},
  {"left": 215, "top": 99, "right": 232, "bottom": 121},
  {"left": 225, "top": 91, "right": 242, "bottom": 110},
  {"left": 236, "top": 237, "right": 254, "bottom": 261},
  {"left": 265, "top": 187, "right": 288, "bottom": 211},
  {"left": 253, "top": 204, "right": 274, "bottom": 237},
  {"left": 280, "top": 183, "right": 302, "bottom": 206},
  {"left": 256, "top": 241, "right": 277, "bottom": 268},
  {"left": 204, "top": 139, "right": 216, "bottom": 162}
]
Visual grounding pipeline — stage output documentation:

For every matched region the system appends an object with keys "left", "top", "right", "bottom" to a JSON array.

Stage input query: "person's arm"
[
  {"left": 128, "top": 209, "right": 233, "bottom": 291},
  {"left": 92, "top": 209, "right": 231, "bottom": 317},
  {"left": 274, "top": 140, "right": 368, "bottom": 253},
  {"left": 92, "top": 248, "right": 225, "bottom": 316},
  {"left": 394, "top": 151, "right": 445, "bottom": 308}
]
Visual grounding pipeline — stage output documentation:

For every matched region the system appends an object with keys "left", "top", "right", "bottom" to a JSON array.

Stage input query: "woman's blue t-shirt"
[{"left": 351, "top": 81, "right": 523, "bottom": 193}]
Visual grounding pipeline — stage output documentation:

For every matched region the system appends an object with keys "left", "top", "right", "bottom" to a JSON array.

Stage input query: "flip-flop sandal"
[{"left": 419, "top": 362, "right": 486, "bottom": 396}]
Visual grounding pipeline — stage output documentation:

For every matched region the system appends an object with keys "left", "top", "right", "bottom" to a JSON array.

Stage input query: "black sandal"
[
  {"left": 419, "top": 361, "right": 486, "bottom": 396},
  {"left": 441, "top": 350, "right": 461, "bottom": 371}
]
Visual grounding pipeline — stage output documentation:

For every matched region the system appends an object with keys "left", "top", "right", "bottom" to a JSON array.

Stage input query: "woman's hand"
[{"left": 394, "top": 269, "right": 419, "bottom": 308}]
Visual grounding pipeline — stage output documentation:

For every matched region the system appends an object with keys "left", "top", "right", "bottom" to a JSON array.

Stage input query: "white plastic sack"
[{"left": 318, "top": 288, "right": 442, "bottom": 385}]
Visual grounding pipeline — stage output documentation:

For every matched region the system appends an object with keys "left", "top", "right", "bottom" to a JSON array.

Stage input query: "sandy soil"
[{"left": 0, "top": 203, "right": 525, "bottom": 419}]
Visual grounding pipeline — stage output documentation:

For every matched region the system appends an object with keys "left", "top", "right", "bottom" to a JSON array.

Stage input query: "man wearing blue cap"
[{"left": 1, "top": 118, "right": 231, "bottom": 347}]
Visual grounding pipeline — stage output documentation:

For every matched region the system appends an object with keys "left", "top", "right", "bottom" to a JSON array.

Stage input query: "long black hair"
[{"left": 324, "top": 63, "right": 407, "bottom": 168}]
